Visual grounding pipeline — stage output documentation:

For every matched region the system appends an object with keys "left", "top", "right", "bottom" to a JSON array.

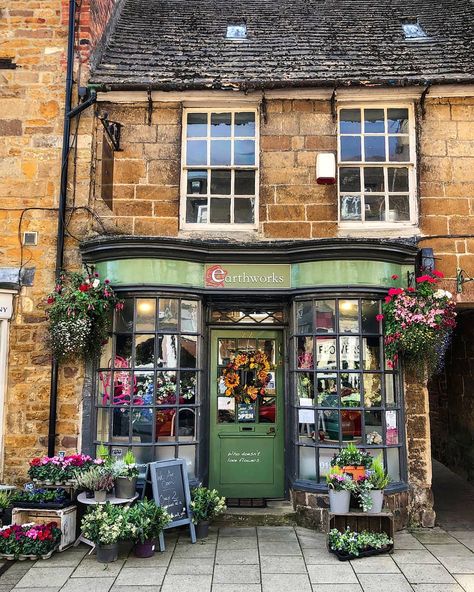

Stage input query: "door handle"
[{"left": 266, "top": 427, "right": 275, "bottom": 435}]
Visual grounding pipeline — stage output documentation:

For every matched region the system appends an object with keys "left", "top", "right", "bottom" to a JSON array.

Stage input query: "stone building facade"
[{"left": 0, "top": 0, "right": 473, "bottom": 530}]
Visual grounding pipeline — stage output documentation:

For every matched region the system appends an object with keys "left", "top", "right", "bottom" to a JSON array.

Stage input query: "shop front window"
[
  {"left": 292, "top": 297, "right": 403, "bottom": 485},
  {"left": 95, "top": 296, "right": 201, "bottom": 477}
]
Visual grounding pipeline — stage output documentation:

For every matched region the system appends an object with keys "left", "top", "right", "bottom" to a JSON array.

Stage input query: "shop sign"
[
  {"left": 205, "top": 264, "right": 291, "bottom": 289},
  {"left": 0, "top": 293, "right": 13, "bottom": 320}
]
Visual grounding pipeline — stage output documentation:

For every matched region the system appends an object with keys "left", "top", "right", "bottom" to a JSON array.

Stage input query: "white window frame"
[
  {"left": 180, "top": 107, "right": 260, "bottom": 231},
  {"left": 337, "top": 102, "right": 418, "bottom": 229}
]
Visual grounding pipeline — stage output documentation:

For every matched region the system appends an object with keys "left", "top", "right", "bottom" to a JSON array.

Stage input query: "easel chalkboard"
[{"left": 148, "top": 459, "right": 196, "bottom": 550}]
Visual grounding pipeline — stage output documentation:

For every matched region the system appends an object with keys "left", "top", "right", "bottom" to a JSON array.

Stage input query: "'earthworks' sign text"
[{"left": 205, "top": 264, "right": 291, "bottom": 289}]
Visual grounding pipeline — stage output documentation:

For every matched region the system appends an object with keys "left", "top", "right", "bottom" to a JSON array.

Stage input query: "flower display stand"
[
  {"left": 328, "top": 510, "right": 394, "bottom": 542},
  {"left": 12, "top": 505, "right": 77, "bottom": 551}
]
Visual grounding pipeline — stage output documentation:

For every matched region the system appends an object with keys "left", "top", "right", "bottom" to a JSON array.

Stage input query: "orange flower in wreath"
[
  {"left": 224, "top": 371, "right": 240, "bottom": 390},
  {"left": 257, "top": 369, "right": 269, "bottom": 382},
  {"left": 246, "top": 386, "right": 259, "bottom": 400}
]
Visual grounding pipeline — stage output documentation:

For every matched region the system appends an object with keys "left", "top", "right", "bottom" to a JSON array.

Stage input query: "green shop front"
[{"left": 80, "top": 238, "right": 417, "bottom": 508}]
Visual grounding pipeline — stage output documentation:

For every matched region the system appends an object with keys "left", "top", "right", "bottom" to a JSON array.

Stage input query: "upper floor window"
[
  {"left": 181, "top": 108, "right": 259, "bottom": 229},
  {"left": 338, "top": 105, "right": 416, "bottom": 226}
]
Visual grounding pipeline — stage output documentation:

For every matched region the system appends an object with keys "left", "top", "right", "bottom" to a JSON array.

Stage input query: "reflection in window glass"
[
  {"left": 340, "top": 373, "right": 360, "bottom": 407},
  {"left": 315, "top": 300, "right": 336, "bottom": 333},
  {"left": 339, "top": 300, "right": 359, "bottom": 333},
  {"left": 340, "top": 109, "right": 361, "bottom": 134},
  {"left": 364, "top": 374, "right": 382, "bottom": 407},
  {"left": 296, "top": 301, "right": 313, "bottom": 333},
  {"left": 297, "top": 336, "right": 314, "bottom": 369},
  {"left": 317, "top": 374, "right": 338, "bottom": 407},
  {"left": 316, "top": 337, "right": 336, "bottom": 370},
  {"left": 363, "top": 337, "right": 381, "bottom": 370},
  {"left": 361, "top": 300, "right": 379, "bottom": 333}
]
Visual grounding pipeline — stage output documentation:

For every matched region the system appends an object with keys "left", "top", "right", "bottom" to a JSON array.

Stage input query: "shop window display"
[{"left": 293, "top": 297, "right": 403, "bottom": 485}]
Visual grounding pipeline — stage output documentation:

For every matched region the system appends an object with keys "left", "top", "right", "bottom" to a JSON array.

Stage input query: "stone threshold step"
[{"left": 215, "top": 500, "right": 297, "bottom": 526}]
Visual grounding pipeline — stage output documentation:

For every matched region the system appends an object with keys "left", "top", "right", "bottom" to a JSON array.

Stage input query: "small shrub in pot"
[{"left": 190, "top": 487, "right": 226, "bottom": 539}]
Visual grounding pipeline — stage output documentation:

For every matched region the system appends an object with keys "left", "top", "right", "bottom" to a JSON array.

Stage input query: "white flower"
[
  {"left": 445, "top": 290, "right": 452, "bottom": 299},
  {"left": 433, "top": 289, "right": 447, "bottom": 299},
  {"left": 92, "top": 278, "right": 100, "bottom": 288}
]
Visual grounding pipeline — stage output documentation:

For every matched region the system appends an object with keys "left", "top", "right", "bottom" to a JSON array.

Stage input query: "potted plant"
[
  {"left": 328, "top": 527, "right": 393, "bottom": 560},
  {"left": 190, "top": 487, "right": 226, "bottom": 539},
  {"left": 75, "top": 467, "right": 114, "bottom": 502},
  {"left": 0, "top": 522, "right": 62, "bottom": 560},
  {"left": 125, "top": 499, "right": 171, "bottom": 558},
  {"left": 111, "top": 451, "right": 139, "bottom": 499},
  {"left": 326, "top": 467, "right": 354, "bottom": 513},
  {"left": 0, "top": 491, "right": 13, "bottom": 526},
  {"left": 81, "top": 503, "right": 126, "bottom": 563},
  {"left": 365, "top": 455, "right": 390, "bottom": 513},
  {"left": 330, "top": 443, "right": 373, "bottom": 481}
]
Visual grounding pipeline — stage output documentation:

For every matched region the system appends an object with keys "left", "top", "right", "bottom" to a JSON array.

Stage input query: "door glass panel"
[
  {"left": 218, "top": 339, "right": 236, "bottom": 364},
  {"left": 237, "top": 402, "right": 256, "bottom": 423},
  {"left": 259, "top": 397, "right": 276, "bottom": 423},
  {"left": 258, "top": 339, "right": 275, "bottom": 365},
  {"left": 217, "top": 395, "right": 235, "bottom": 423},
  {"left": 237, "top": 338, "right": 257, "bottom": 352}
]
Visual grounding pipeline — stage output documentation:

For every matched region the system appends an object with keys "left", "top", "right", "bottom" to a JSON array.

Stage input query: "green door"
[{"left": 209, "top": 329, "right": 285, "bottom": 498}]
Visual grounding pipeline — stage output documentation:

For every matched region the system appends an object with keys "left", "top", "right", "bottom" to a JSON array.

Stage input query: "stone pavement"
[{"left": 2, "top": 525, "right": 474, "bottom": 592}]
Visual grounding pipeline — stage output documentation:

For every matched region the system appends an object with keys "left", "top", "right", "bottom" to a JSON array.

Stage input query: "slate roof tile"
[{"left": 90, "top": 0, "right": 474, "bottom": 90}]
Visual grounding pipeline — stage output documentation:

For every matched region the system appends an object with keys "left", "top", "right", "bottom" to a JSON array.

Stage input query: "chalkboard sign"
[{"left": 149, "top": 459, "right": 196, "bottom": 548}]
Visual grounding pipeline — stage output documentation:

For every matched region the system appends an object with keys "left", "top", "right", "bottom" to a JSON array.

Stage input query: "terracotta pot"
[
  {"left": 342, "top": 465, "right": 366, "bottom": 481},
  {"left": 195, "top": 521, "right": 210, "bottom": 539},
  {"left": 134, "top": 539, "right": 155, "bottom": 558}
]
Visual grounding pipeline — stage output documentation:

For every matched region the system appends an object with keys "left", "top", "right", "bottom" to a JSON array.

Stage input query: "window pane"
[
  {"left": 361, "top": 300, "right": 379, "bottom": 334},
  {"left": 186, "top": 140, "right": 207, "bottom": 165},
  {"left": 340, "top": 195, "right": 361, "bottom": 220},
  {"left": 210, "top": 198, "right": 231, "bottom": 223},
  {"left": 340, "top": 336, "right": 360, "bottom": 370},
  {"left": 364, "top": 109, "right": 385, "bottom": 133},
  {"left": 157, "top": 409, "right": 176, "bottom": 439},
  {"left": 111, "top": 372, "right": 132, "bottom": 406},
  {"left": 180, "top": 371, "right": 197, "bottom": 404},
  {"left": 339, "top": 300, "right": 359, "bottom": 333},
  {"left": 157, "top": 335, "right": 178, "bottom": 367},
  {"left": 100, "top": 338, "right": 113, "bottom": 368},
  {"left": 115, "top": 299, "right": 134, "bottom": 333},
  {"left": 210, "top": 170, "right": 231, "bottom": 194},
  {"left": 112, "top": 407, "right": 129, "bottom": 440},
  {"left": 234, "top": 198, "right": 254, "bottom": 223},
  {"left": 296, "top": 301, "right": 313, "bottom": 333},
  {"left": 135, "top": 335, "right": 155, "bottom": 367},
  {"left": 387, "top": 108, "right": 409, "bottom": 134},
  {"left": 363, "top": 337, "right": 381, "bottom": 371},
  {"left": 388, "top": 167, "right": 409, "bottom": 192},
  {"left": 116, "top": 334, "right": 132, "bottom": 363},
  {"left": 297, "top": 336, "right": 314, "bottom": 369},
  {"left": 385, "top": 374, "right": 397, "bottom": 407},
  {"left": 136, "top": 299, "right": 156, "bottom": 332},
  {"left": 364, "top": 167, "right": 384, "bottom": 192},
  {"left": 177, "top": 408, "right": 196, "bottom": 438},
  {"left": 326, "top": 410, "right": 342, "bottom": 441},
  {"left": 364, "top": 136, "right": 385, "bottom": 161},
  {"left": 187, "top": 170, "right": 207, "bottom": 195},
  {"left": 133, "top": 409, "right": 153, "bottom": 443},
  {"left": 211, "top": 112, "right": 231, "bottom": 137},
  {"left": 210, "top": 140, "right": 231, "bottom": 165},
  {"left": 159, "top": 299, "right": 179, "bottom": 331},
  {"left": 340, "top": 136, "right": 361, "bottom": 161},
  {"left": 296, "top": 372, "right": 314, "bottom": 401},
  {"left": 299, "top": 446, "right": 316, "bottom": 480},
  {"left": 317, "top": 374, "right": 338, "bottom": 407},
  {"left": 388, "top": 195, "right": 410, "bottom": 221},
  {"left": 387, "top": 447, "right": 400, "bottom": 481},
  {"left": 365, "top": 410, "right": 383, "bottom": 445},
  {"left": 340, "top": 109, "right": 361, "bottom": 134},
  {"left": 389, "top": 136, "right": 410, "bottom": 162},
  {"left": 96, "top": 408, "right": 110, "bottom": 441},
  {"left": 135, "top": 372, "right": 154, "bottom": 406},
  {"left": 181, "top": 301, "right": 198, "bottom": 333},
  {"left": 186, "top": 197, "right": 208, "bottom": 223},
  {"left": 235, "top": 112, "right": 256, "bottom": 137},
  {"left": 342, "top": 410, "right": 362, "bottom": 441},
  {"left": 156, "top": 371, "right": 177, "bottom": 405},
  {"left": 339, "top": 167, "right": 360, "bottom": 192},
  {"left": 341, "top": 373, "right": 361, "bottom": 407},
  {"left": 364, "top": 373, "right": 382, "bottom": 407},
  {"left": 316, "top": 337, "right": 337, "bottom": 370},
  {"left": 187, "top": 113, "right": 207, "bottom": 137},
  {"left": 365, "top": 194, "right": 386, "bottom": 221},
  {"left": 181, "top": 335, "right": 197, "bottom": 368},
  {"left": 315, "top": 300, "right": 336, "bottom": 333},
  {"left": 234, "top": 140, "right": 255, "bottom": 165},
  {"left": 235, "top": 170, "right": 255, "bottom": 195},
  {"left": 386, "top": 410, "right": 399, "bottom": 445}
]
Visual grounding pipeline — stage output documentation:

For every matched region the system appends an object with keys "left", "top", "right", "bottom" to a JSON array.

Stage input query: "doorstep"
[{"left": 214, "top": 500, "right": 297, "bottom": 527}]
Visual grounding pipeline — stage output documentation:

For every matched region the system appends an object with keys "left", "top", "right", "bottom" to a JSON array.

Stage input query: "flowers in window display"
[
  {"left": 381, "top": 270, "right": 456, "bottom": 376},
  {"left": 45, "top": 270, "right": 124, "bottom": 362},
  {"left": 221, "top": 350, "right": 274, "bottom": 404}
]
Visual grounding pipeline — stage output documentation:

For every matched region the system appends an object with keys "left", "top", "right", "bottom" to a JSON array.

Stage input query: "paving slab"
[
  {"left": 217, "top": 537, "right": 257, "bottom": 551},
  {"left": 357, "top": 573, "right": 413, "bottom": 592},
  {"left": 394, "top": 533, "right": 425, "bottom": 550},
  {"left": 161, "top": 574, "right": 212, "bottom": 592},
  {"left": 453, "top": 574, "right": 474, "bottom": 592},
  {"left": 218, "top": 527, "right": 256, "bottom": 538},
  {"left": 412, "top": 529, "right": 458, "bottom": 545},
  {"left": 167, "top": 557, "right": 214, "bottom": 574},
  {"left": 306, "top": 563, "right": 358, "bottom": 584},
  {"left": 14, "top": 568, "right": 75, "bottom": 589},
  {"left": 350, "top": 555, "right": 400, "bottom": 573},
  {"left": 399, "top": 563, "right": 457, "bottom": 584},
  {"left": 258, "top": 527, "right": 298, "bottom": 542},
  {"left": 213, "top": 565, "right": 260, "bottom": 584},
  {"left": 261, "top": 573, "right": 311, "bottom": 592},
  {"left": 302, "top": 548, "right": 341, "bottom": 564},
  {"left": 412, "top": 585, "right": 464, "bottom": 592},
  {"left": 12, "top": 589, "right": 61, "bottom": 592},
  {"left": 123, "top": 551, "right": 173, "bottom": 568},
  {"left": 110, "top": 588, "right": 160, "bottom": 592},
  {"left": 71, "top": 558, "right": 125, "bottom": 577},
  {"left": 215, "top": 550, "right": 259, "bottom": 565},
  {"left": 392, "top": 549, "right": 440, "bottom": 564},
  {"left": 258, "top": 542, "right": 302, "bottom": 556},
  {"left": 114, "top": 568, "right": 166, "bottom": 586},
  {"left": 172, "top": 543, "right": 216, "bottom": 558},
  {"left": 312, "top": 587, "right": 363, "bottom": 592},
  {"left": 60, "top": 577, "right": 115, "bottom": 592},
  {"left": 438, "top": 555, "right": 474, "bottom": 573},
  {"left": 211, "top": 586, "right": 261, "bottom": 592},
  {"left": 260, "top": 555, "right": 307, "bottom": 573},
  {"left": 424, "top": 543, "right": 473, "bottom": 558}
]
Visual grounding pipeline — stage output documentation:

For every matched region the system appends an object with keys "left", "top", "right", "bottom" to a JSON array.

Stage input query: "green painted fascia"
[{"left": 95, "top": 258, "right": 204, "bottom": 287}]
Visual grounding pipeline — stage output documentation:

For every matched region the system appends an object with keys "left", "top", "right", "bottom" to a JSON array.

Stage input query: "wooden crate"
[
  {"left": 329, "top": 510, "right": 394, "bottom": 542},
  {"left": 12, "top": 505, "right": 77, "bottom": 551}
]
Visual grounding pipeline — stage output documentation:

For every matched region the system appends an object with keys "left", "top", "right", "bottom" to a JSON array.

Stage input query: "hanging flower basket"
[
  {"left": 381, "top": 270, "right": 456, "bottom": 377},
  {"left": 220, "top": 350, "right": 275, "bottom": 404},
  {"left": 45, "top": 270, "right": 123, "bottom": 362}
]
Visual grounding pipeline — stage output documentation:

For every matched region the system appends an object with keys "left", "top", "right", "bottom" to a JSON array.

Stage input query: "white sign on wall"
[{"left": 0, "top": 293, "right": 13, "bottom": 320}]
